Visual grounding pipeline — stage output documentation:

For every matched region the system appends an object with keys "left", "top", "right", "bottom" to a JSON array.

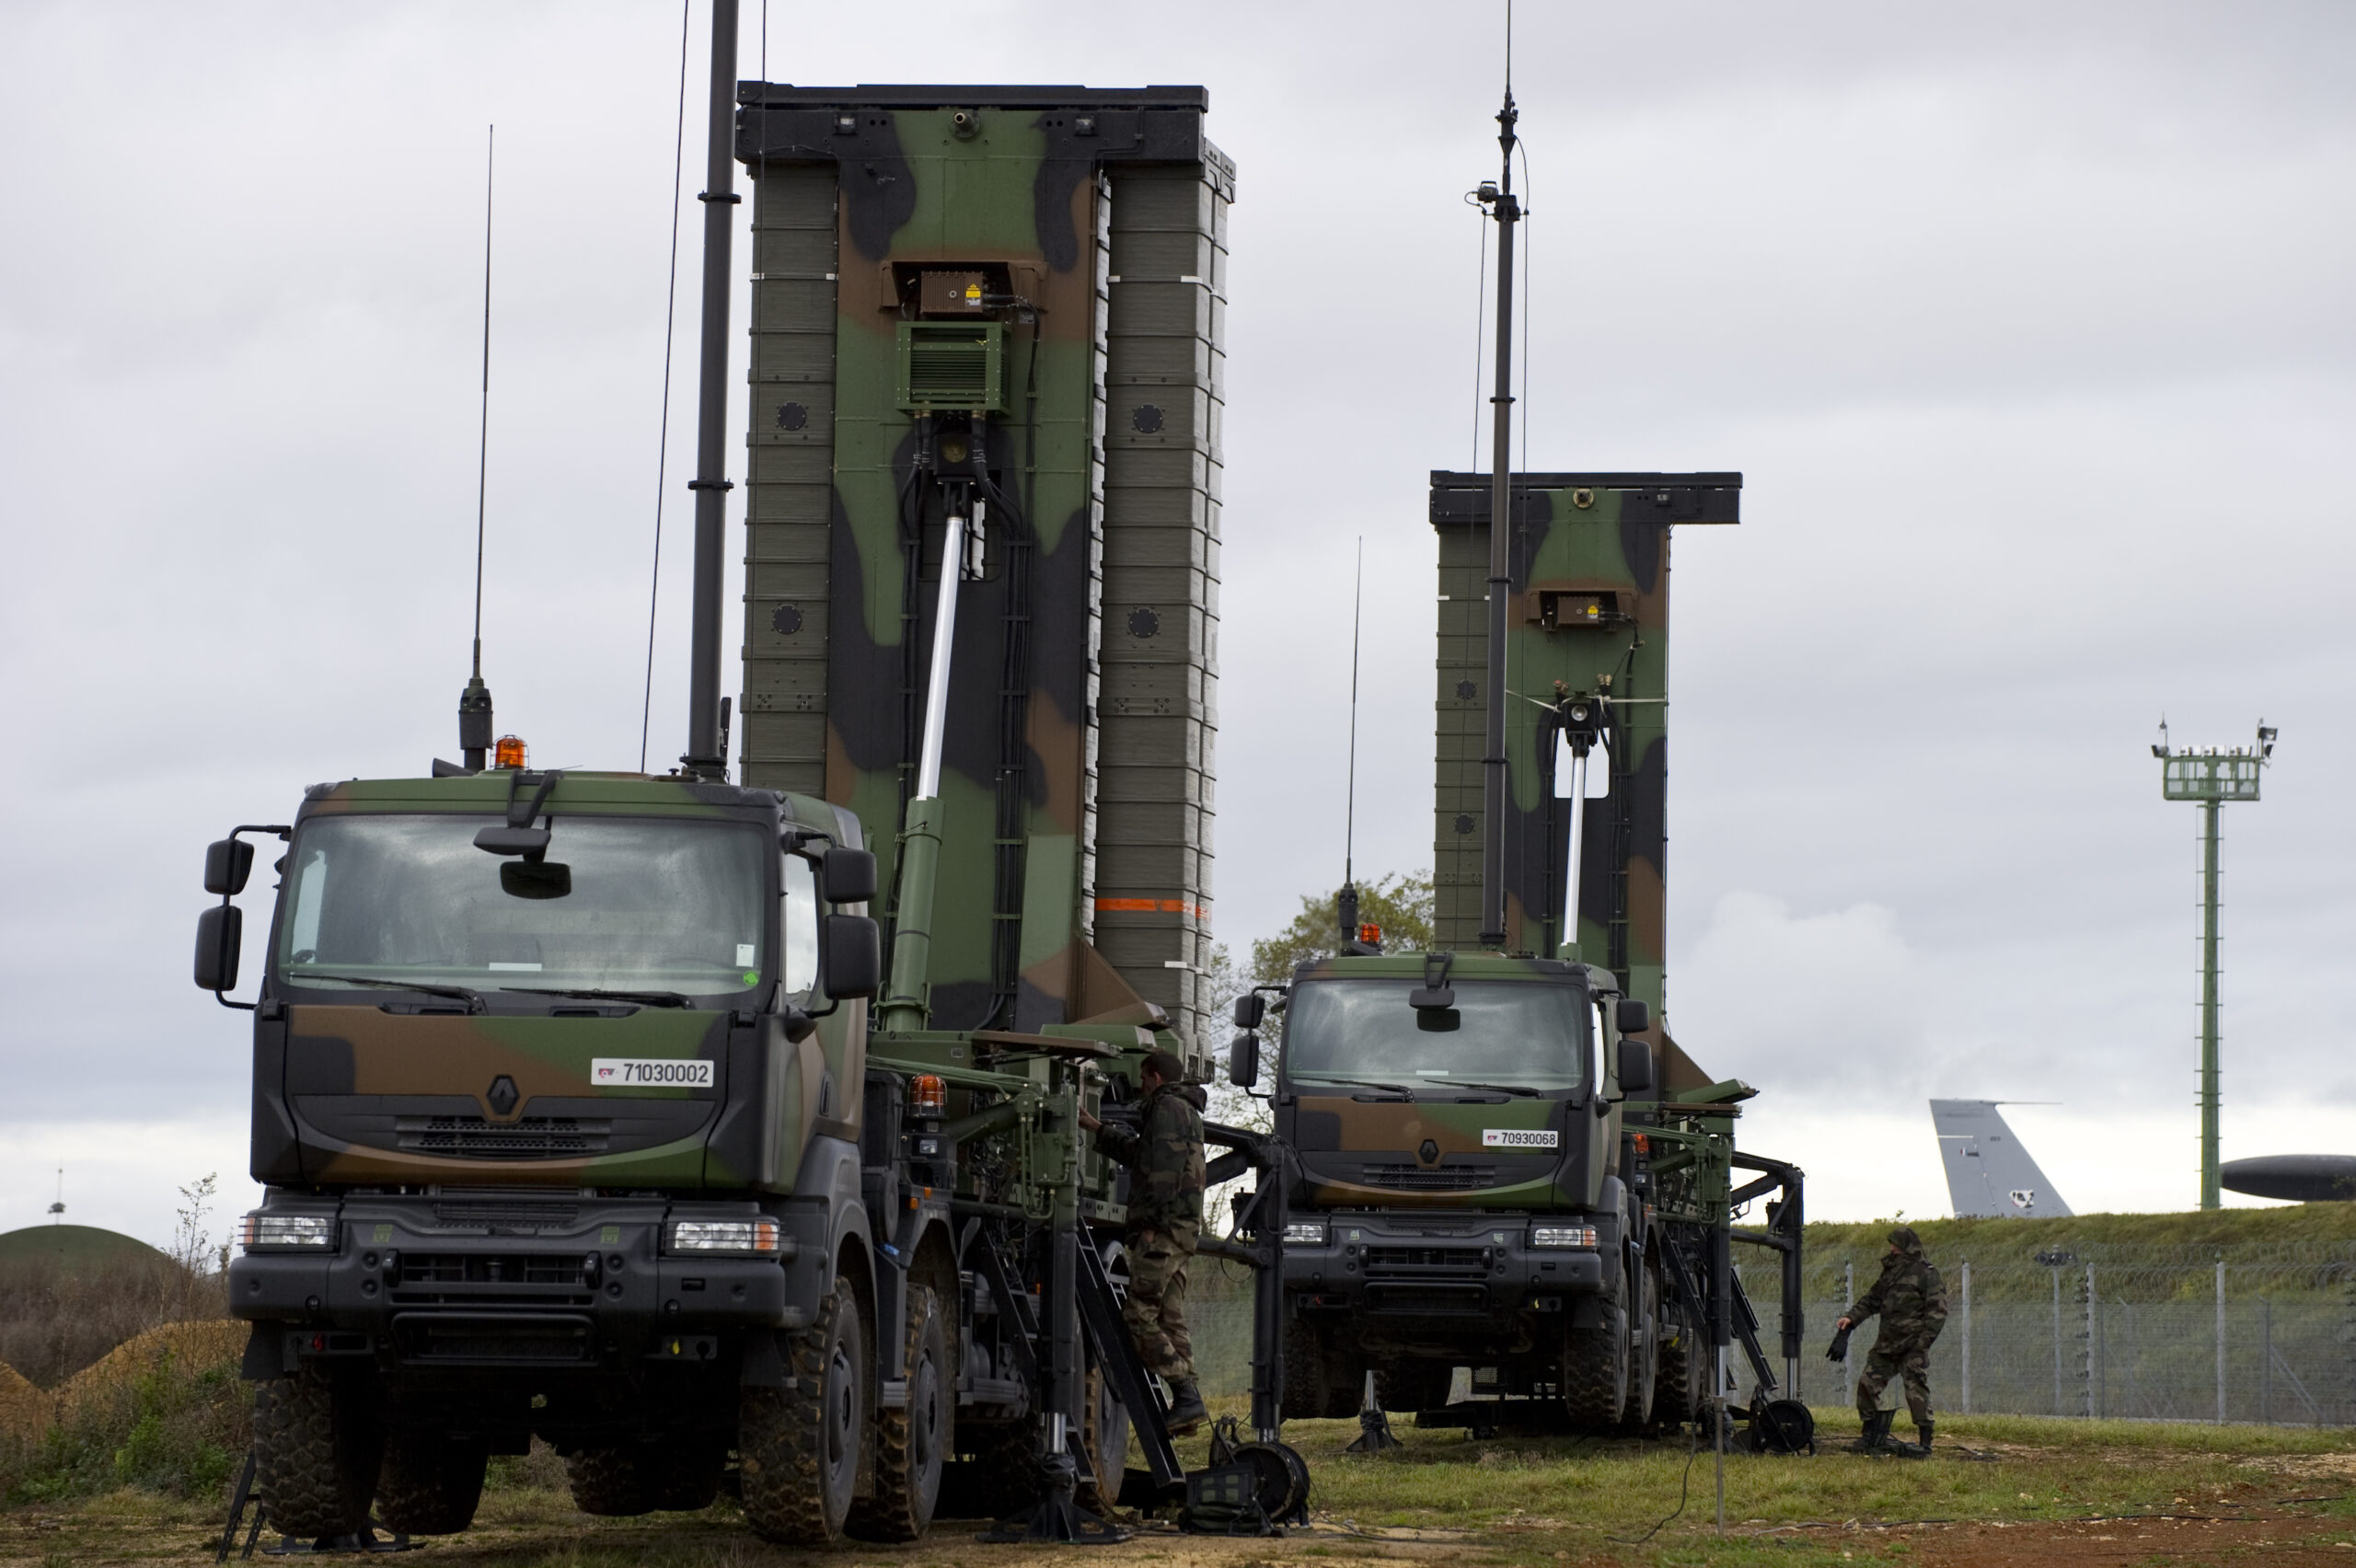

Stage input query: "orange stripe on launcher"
[{"left": 1093, "top": 897, "right": 1208, "bottom": 920}]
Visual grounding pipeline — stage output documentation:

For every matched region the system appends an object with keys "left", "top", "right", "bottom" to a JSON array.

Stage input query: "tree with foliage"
[{"left": 1247, "top": 870, "right": 1436, "bottom": 997}]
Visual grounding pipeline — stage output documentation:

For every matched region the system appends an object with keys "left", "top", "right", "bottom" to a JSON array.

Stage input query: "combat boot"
[
  {"left": 1163, "top": 1378, "right": 1208, "bottom": 1435},
  {"left": 1899, "top": 1419, "right": 1934, "bottom": 1458},
  {"left": 1847, "top": 1410, "right": 1893, "bottom": 1454}
]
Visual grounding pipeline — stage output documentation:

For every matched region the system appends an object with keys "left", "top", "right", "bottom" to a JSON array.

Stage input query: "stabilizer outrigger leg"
[{"left": 1345, "top": 1372, "right": 1401, "bottom": 1454}]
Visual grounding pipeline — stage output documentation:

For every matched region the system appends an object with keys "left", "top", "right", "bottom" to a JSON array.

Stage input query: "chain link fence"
[{"left": 1785, "top": 1246, "right": 2356, "bottom": 1425}]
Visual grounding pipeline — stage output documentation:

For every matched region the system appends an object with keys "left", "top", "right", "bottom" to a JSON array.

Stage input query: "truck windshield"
[
  {"left": 1281, "top": 978, "right": 1591, "bottom": 1095},
  {"left": 275, "top": 813, "right": 777, "bottom": 1000}
]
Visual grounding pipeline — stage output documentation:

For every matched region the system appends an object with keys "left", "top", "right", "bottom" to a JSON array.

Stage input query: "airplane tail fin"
[{"left": 1930, "top": 1099, "right": 2073, "bottom": 1218}]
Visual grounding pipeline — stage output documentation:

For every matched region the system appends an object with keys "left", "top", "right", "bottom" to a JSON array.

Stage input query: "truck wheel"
[
  {"left": 1281, "top": 1316, "right": 1360, "bottom": 1420},
  {"left": 1657, "top": 1300, "right": 1707, "bottom": 1424},
  {"left": 1371, "top": 1359, "right": 1451, "bottom": 1416},
  {"left": 846, "top": 1285, "right": 949, "bottom": 1541},
  {"left": 564, "top": 1447, "right": 651, "bottom": 1516},
  {"left": 1619, "top": 1261, "right": 1660, "bottom": 1433},
  {"left": 741, "top": 1274, "right": 865, "bottom": 1544},
  {"left": 253, "top": 1362, "right": 382, "bottom": 1541},
  {"left": 1561, "top": 1291, "right": 1629, "bottom": 1432},
  {"left": 647, "top": 1443, "right": 726, "bottom": 1511},
  {"left": 375, "top": 1432, "right": 486, "bottom": 1535},
  {"left": 1077, "top": 1361, "right": 1131, "bottom": 1515}
]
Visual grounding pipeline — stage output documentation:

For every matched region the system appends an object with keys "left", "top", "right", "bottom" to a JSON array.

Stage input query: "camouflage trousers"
[
  {"left": 1121, "top": 1221, "right": 1197, "bottom": 1382},
  {"left": 1855, "top": 1343, "right": 1934, "bottom": 1425}
]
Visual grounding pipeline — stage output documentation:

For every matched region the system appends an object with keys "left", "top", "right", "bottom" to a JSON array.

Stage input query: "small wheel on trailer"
[
  {"left": 846, "top": 1285, "right": 951, "bottom": 1541},
  {"left": 375, "top": 1430, "right": 487, "bottom": 1534},
  {"left": 253, "top": 1360, "right": 384, "bottom": 1541},
  {"left": 740, "top": 1273, "right": 866, "bottom": 1544}
]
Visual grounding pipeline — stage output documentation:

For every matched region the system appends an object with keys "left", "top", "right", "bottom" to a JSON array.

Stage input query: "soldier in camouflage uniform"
[
  {"left": 1837, "top": 1225, "right": 1948, "bottom": 1457},
  {"left": 1079, "top": 1048, "right": 1210, "bottom": 1434}
]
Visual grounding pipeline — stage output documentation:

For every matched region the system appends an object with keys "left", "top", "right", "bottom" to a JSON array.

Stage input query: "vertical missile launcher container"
[
  {"left": 197, "top": 83, "right": 1293, "bottom": 1551},
  {"left": 1237, "top": 474, "right": 1807, "bottom": 1435}
]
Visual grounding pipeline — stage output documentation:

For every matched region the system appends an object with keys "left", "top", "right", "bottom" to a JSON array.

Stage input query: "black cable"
[
  {"left": 638, "top": 0, "right": 692, "bottom": 772},
  {"left": 1608, "top": 1427, "right": 1702, "bottom": 1545}
]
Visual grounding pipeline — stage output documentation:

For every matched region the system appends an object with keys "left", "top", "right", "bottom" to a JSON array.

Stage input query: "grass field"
[{"left": 5, "top": 1397, "right": 2352, "bottom": 1567}]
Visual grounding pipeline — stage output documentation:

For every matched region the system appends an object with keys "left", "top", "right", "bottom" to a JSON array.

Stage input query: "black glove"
[{"left": 1824, "top": 1322, "right": 1853, "bottom": 1363}]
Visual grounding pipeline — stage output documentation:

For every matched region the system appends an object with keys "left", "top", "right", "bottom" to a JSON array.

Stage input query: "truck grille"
[
  {"left": 1364, "top": 1245, "right": 1486, "bottom": 1270},
  {"left": 430, "top": 1200, "right": 582, "bottom": 1230},
  {"left": 1365, "top": 1282, "right": 1491, "bottom": 1315},
  {"left": 392, "top": 1252, "right": 595, "bottom": 1308},
  {"left": 1358, "top": 1163, "right": 1499, "bottom": 1192},
  {"left": 390, "top": 1311, "right": 594, "bottom": 1364},
  {"left": 394, "top": 1116, "right": 611, "bottom": 1159}
]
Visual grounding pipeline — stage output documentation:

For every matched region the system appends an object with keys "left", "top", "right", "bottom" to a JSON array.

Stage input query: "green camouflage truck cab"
[
  {"left": 1251, "top": 472, "right": 1785, "bottom": 1435},
  {"left": 1262, "top": 951, "right": 1672, "bottom": 1425},
  {"left": 211, "top": 771, "right": 899, "bottom": 1518}
]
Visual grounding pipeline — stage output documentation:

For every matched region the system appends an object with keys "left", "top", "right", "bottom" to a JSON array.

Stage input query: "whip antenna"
[
  {"left": 455, "top": 125, "right": 498, "bottom": 772},
  {"left": 1338, "top": 538, "right": 1366, "bottom": 949},
  {"left": 639, "top": 3, "right": 692, "bottom": 772}
]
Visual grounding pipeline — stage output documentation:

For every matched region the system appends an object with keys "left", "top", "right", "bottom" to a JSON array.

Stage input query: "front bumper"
[
  {"left": 230, "top": 1194, "right": 803, "bottom": 1372},
  {"left": 1281, "top": 1212, "right": 1606, "bottom": 1324}
]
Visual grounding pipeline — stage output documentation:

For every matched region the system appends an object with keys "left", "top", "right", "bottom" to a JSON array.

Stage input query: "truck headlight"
[
  {"left": 238, "top": 1214, "right": 337, "bottom": 1251},
  {"left": 665, "top": 1218, "right": 786, "bottom": 1256},
  {"left": 1281, "top": 1221, "right": 1328, "bottom": 1246},
  {"left": 1529, "top": 1225, "right": 1598, "bottom": 1249}
]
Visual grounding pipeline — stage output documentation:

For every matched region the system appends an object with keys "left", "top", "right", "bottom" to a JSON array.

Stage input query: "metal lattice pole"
[
  {"left": 1842, "top": 1261, "right": 1854, "bottom": 1406},
  {"left": 2199, "top": 797, "right": 2223, "bottom": 1209}
]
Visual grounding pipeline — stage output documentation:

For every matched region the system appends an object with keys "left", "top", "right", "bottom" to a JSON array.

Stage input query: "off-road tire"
[
  {"left": 1619, "top": 1261, "right": 1661, "bottom": 1434},
  {"left": 741, "top": 1274, "right": 865, "bottom": 1544},
  {"left": 1371, "top": 1359, "right": 1453, "bottom": 1416},
  {"left": 1561, "top": 1290, "right": 1630, "bottom": 1432},
  {"left": 564, "top": 1447, "right": 651, "bottom": 1516},
  {"left": 955, "top": 1419, "right": 1044, "bottom": 1516},
  {"left": 374, "top": 1432, "right": 486, "bottom": 1535},
  {"left": 1281, "top": 1315, "right": 1361, "bottom": 1420},
  {"left": 252, "top": 1362, "right": 382, "bottom": 1541},
  {"left": 846, "top": 1286, "right": 950, "bottom": 1541},
  {"left": 1655, "top": 1300, "right": 1706, "bottom": 1426},
  {"left": 1077, "top": 1362, "right": 1131, "bottom": 1515},
  {"left": 647, "top": 1444, "right": 726, "bottom": 1511}
]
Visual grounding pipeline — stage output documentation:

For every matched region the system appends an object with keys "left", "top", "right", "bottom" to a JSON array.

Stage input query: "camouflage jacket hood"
[
  {"left": 1845, "top": 1249, "right": 1948, "bottom": 1351},
  {"left": 1094, "top": 1080, "right": 1207, "bottom": 1232}
]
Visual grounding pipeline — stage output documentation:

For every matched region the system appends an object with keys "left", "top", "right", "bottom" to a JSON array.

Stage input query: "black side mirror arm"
[{"left": 199, "top": 824, "right": 292, "bottom": 1011}]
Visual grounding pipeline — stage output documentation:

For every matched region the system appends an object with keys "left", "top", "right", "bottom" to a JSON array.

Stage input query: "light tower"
[{"left": 2152, "top": 719, "right": 2278, "bottom": 1209}]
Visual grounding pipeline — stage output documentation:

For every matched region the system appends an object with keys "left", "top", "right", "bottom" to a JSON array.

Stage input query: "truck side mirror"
[
  {"left": 194, "top": 905, "right": 242, "bottom": 992},
  {"left": 1614, "top": 997, "right": 1651, "bottom": 1036},
  {"left": 1231, "top": 993, "right": 1265, "bottom": 1030},
  {"left": 203, "top": 838, "right": 254, "bottom": 896},
  {"left": 1228, "top": 1032, "right": 1260, "bottom": 1090},
  {"left": 822, "top": 913, "right": 881, "bottom": 999},
  {"left": 821, "top": 847, "right": 876, "bottom": 905},
  {"left": 1617, "top": 1038, "right": 1655, "bottom": 1095}
]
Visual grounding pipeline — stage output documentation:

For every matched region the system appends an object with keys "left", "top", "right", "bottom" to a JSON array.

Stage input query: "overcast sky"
[{"left": 4, "top": 2, "right": 2351, "bottom": 1246}]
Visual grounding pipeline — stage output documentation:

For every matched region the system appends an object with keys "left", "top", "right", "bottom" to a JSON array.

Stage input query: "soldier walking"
[
  {"left": 1079, "top": 1047, "right": 1211, "bottom": 1435},
  {"left": 1835, "top": 1225, "right": 1947, "bottom": 1457}
]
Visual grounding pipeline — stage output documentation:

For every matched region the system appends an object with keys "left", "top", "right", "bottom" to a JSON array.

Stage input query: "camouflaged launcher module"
[
  {"left": 199, "top": 44, "right": 1296, "bottom": 1548},
  {"left": 1242, "top": 471, "right": 1808, "bottom": 1436}
]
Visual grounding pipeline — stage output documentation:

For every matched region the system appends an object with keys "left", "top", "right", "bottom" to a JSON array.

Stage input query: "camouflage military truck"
[
  {"left": 1238, "top": 473, "right": 1805, "bottom": 1435},
  {"left": 195, "top": 54, "right": 1276, "bottom": 1549}
]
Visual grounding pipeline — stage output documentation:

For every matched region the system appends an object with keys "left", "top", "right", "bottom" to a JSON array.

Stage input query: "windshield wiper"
[
  {"left": 1420, "top": 1078, "right": 1542, "bottom": 1098},
  {"left": 1292, "top": 1077, "right": 1415, "bottom": 1098},
  {"left": 502, "top": 986, "right": 695, "bottom": 1009},
  {"left": 300, "top": 974, "right": 487, "bottom": 1013}
]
